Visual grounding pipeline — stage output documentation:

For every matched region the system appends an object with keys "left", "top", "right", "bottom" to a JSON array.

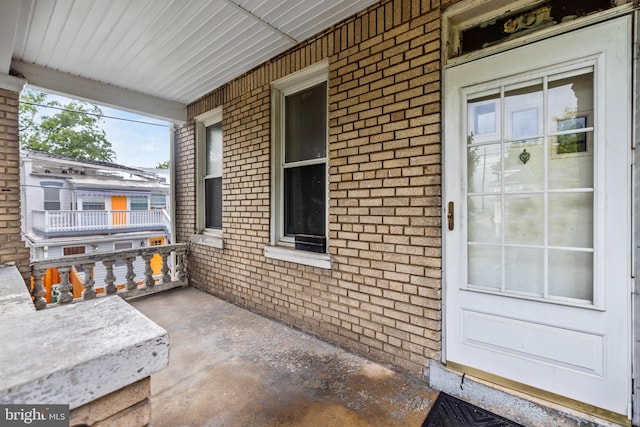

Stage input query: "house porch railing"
[
  {"left": 32, "top": 209, "right": 168, "bottom": 235},
  {"left": 29, "top": 243, "right": 188, "bottom": 309}
]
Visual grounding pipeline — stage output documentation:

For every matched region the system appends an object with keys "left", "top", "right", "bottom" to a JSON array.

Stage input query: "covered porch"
[{"left": 131, "top": 286, "right": 435, "bottom": 426}]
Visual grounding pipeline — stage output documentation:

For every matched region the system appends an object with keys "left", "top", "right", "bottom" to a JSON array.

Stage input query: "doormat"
[{"left": 422, "top": 393, "right": 524, "bottom": 427}]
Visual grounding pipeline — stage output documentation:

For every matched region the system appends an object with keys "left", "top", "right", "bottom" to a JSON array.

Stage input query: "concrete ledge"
[
  {"left": 0, "top": 265, "right": 36, "bottom": 316},
  {"left": 0, "top": 294, "right": 168, "bottom": 409},
  {"left": 429, "top": 361, "right": 620, "bottom": 427}
]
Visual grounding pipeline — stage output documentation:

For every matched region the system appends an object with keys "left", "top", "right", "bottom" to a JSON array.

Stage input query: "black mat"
[{"left": 422, "top": 393, "right": 524, "bottom": 427}]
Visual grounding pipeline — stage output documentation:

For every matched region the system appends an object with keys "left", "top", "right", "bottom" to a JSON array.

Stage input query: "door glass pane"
[
  {"left": 548, "top": 72, "right": 593, "bottom": 134},
  {"left": 504, "top": 195, "right": 544, "bottom": 245},
  {"left": 548, "top": 250, "right": 593, "bottom": 300},
  {"left": 468, "top": 245, "right": 501, "bottom": 290},
  {"left": 504, "top": 139, "right": 544, "bottom": 192},
  {"left": 505, "top": 82, "right": 543, "bottom": 140},
  {"left": 285, "top": 82, "right": 327, "bottom": 163},
  {"left": 548, "top": 193, "right": 593, "bottom": 248},
  {"left": 468, "top": 144, "right": 501, "bottom": 193},
  {"left": 467, "top": 93, "right": 501, "bottom": 143},
  {"left": 468, "top": 195, "right": 501, "bottom": 244},
  {"left": 548, "top": 135, "right": 593, "bottom": 189},
  {"left": 284, "top": 164, "right": 326, "bottom": 236},
  {"left": 505, "top": 247, "right": 544, "bottom": 295}
]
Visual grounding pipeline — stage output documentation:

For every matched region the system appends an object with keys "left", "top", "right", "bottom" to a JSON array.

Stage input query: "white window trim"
[
  {"left": 195, "top": 107, "right": 224, "bottom": 248},
  {"left": 268, "top": 60, "right": 331, "bottom": 268}
]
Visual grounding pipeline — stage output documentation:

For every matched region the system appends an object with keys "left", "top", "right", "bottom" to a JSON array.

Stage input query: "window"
[
  {"left": 129, "top": 196, "right": 148, "bottom": 211},
  {"left": 195, "top": 108, "right": 223, "bottom": 239},
  {"left": 266, "top": 61, "right": 331, "bottom": 268},
  {"left": 81, "top": 195, "right": 105, "bottom": 211},
  {"left": 43, "top": 187, "right": 61, "bottom": 210},
  {"left": 150, "top": 194, "right": 167, "bottom": 210}
]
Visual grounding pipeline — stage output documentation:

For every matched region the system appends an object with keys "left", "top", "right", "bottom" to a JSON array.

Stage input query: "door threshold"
[{"left": 429, "top": 360, "right": 629, "bottom": 427}]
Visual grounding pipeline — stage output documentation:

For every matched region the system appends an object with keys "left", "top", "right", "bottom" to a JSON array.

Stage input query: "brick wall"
[
  {"left": 175, "top": 0, "right": 442, "bottom": 374},
  {"left": 0, "top": 87, "right": 30, "bottom": 280}
]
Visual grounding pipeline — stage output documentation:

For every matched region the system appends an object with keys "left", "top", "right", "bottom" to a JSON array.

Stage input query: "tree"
[
  {"left": 19, "top": 90, "right": 116, "bottom": 162},
  {"left": 156, "top": 161, "right": 170, "bottom": 169}
]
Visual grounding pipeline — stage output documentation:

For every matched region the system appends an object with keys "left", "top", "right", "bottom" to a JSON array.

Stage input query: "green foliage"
[
  {"left": 19, "top": 90, "right": 115, "bottom": 162},
  {"left": 156, "top": 160, "right": 170, "bottom": 169}
]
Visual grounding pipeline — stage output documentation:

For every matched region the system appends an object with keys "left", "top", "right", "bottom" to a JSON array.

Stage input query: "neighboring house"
[
  {"left": 20, "top": 150, "right": 171, "bottom": 301},
  {"left": 1, "top": 1, "right": 639, "bottom": 426}
]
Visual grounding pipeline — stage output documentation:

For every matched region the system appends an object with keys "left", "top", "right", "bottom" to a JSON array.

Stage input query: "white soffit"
[{"left": 7, "top": 0, "right": 379, "bottom": 122}]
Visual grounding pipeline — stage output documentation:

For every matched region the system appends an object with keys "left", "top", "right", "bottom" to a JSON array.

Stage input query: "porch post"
[{"left": 0, "top": 74, "right": 30, "bottom": 281}]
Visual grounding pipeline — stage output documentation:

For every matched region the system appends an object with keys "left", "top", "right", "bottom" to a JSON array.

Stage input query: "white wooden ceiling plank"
[
  {"left": 37, "top": 0, "right": 89, "bottom": 68},
  {"left": 12, "top": 0, "right": 34, "bottom": 58},
  {"left": 17, "top": 0, "right": 56, "bottom": 63},
  {"left": 117, "top": 0, "right": 218, "bottom": 88},
  {"left": 43, "top": 0, "right": 93, "bottom": 70},
  {"left": 173, "top": 31, "right": 290, "bottom": 100},
  {"left": 87, "top": 0, "right": 154, "bottom": 66},
  {"left": 125, "top": 2, "right": 238, "bottom": 91},
  {"left": 155, "top": 23, "right": 281, "bottom": 96},
  {"left": 98, "top": 0, "right": 176, "bottom": 81},
  {"left": 55, "top": 1, "right": 113, "bottom": 72},
  {"left": 0, "top": 1, "right": 22, "bottom": 74},
  {"left": 285, "top": 0, "right": 379, "bottom": 41},
  {"left": 178, "top": 38, "right": 290, "bottom": 102}
]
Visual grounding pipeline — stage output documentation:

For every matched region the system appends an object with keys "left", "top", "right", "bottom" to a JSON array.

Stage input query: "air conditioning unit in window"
[{"left": 294, "top": 235, "right": 326, "bottom": 253}]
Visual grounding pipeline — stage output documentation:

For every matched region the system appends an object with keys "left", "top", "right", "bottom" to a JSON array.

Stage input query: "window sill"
[
  {"left": 190, "top": 233, "right": 224, "bottom": 249},
  {"left": 264, "top": 245, "right": 332, "bottom": 270}
]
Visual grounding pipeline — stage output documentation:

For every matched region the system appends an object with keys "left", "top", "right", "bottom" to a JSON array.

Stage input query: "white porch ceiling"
[{"left": 4, "top": 0, "right": 379, "bottom": 123}]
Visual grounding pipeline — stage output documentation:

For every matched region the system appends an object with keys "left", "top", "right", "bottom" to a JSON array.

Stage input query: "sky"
[{"left": 29, "top": 91, "right": 171, "bottom": 169}]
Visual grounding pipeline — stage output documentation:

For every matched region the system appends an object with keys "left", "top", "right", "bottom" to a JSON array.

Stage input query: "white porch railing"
[
  {"left": 32, "top": 210, "right": 167, "bottom": 234},
  {"left": 29, "top": 243, "right": 188, "bottom": 309}
]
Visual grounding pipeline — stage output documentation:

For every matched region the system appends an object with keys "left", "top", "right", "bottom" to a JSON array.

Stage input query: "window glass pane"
[
  {"left": 150, "top": 194, "right": 166, "bottom": 209},
  {"left": 548, "top": 193, "right": 593, "bottom": 248},
  {"left": 468, "top": 195, "right": 501, "bottom": 244},
  {"left": 284, "top": 164, "right": 325, "bottom": 236},
  {"left": 82, "top": 195, "right": 105, "bottom": 211},
  {"left": 206, "top": 122, "right": 222, "bottom": 177},
  {"left": 504, "top": 194, "right": 544, "bottom": 245},
  {"left": 548, "top": 135, "right": 593, "bottom": 189},
  {"left": 504, "top": 139, "right": 544, "bottom": 192},
  {"left": 467, "top": 93, "right": 501, "bottom": 144},
  {"left": 205, "top": 177, "right": 222, "bottom": 229},
  {"left": 548, "top": 72, "right": 593, "bottom": 134},
  {"left": 505, "top": 82, "right": 543, "bottom": 140},
  {"left": 548, "top": 249, "right": 593, "bottom": 301},
  {"left": 130, "top": 196, "right": 148, "bottom": 210},
  {"left": 285, "top": 82, "right": 327, "bottom": 163},
  {"left": 43, "top": 187, "right": 60, "bottom": 210},
  {"left": 505, "top": 247, "right": 544, "bottom": 295},
  {"left": 468, "top": 144, "right": 500, "bottom": 193},
  {"left": 468, "top": 245, "right": 501, "bottom": 290}
]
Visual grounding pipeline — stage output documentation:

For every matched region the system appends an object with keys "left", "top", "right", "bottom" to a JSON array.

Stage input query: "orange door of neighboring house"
[
  {"left": 111, "top": 195, "right": 127, "bottom": 225},
  {"left": 149, "top": 237, "right": 165, "bottom": 276}
]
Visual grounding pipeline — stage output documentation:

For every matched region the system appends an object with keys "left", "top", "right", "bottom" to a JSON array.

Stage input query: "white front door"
[{"left": 444, "top": 16, "right": 632, "bottom": 417}]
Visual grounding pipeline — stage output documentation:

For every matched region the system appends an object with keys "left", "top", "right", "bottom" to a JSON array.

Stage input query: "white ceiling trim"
[
  {"left": 0, "top": 1, "right": 21, "bottom": 74},
  {"left": 11, "top": 60, "right": 186, "bottom": 124}
]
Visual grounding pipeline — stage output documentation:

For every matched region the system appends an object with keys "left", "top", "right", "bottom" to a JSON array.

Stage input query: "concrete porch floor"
[{"left": 130, "top": 287, "right": 438, "bottom": 427}]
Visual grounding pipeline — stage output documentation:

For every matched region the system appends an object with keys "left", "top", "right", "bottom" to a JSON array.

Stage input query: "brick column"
[{"left": 0, "top": 75, "right": 30, "bottom": 280}]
